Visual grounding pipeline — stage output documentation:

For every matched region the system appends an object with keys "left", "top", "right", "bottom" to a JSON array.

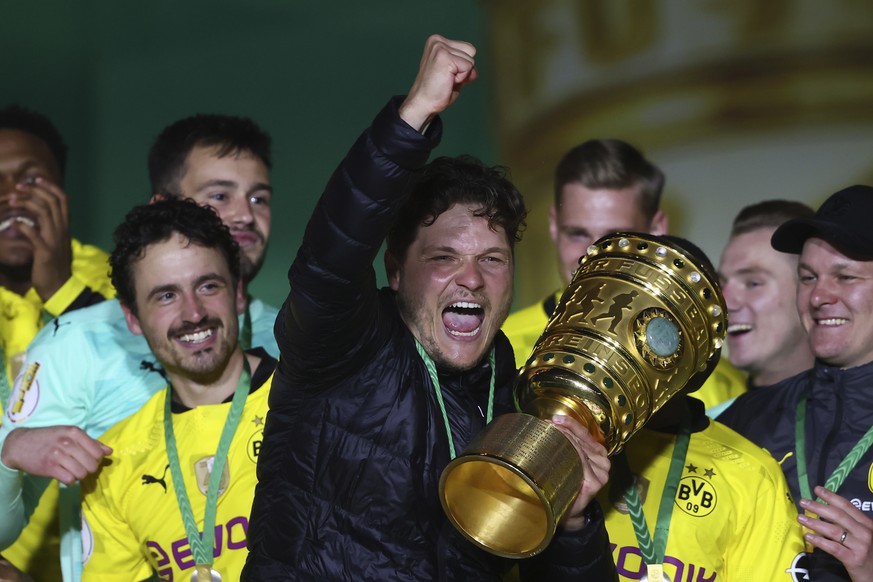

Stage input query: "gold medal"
[
  {"left": 191, "top": 564, "right": 221, "bottom": 581},
  {"left": 641, "top": 564, "right": 670, "bottom": 582}
]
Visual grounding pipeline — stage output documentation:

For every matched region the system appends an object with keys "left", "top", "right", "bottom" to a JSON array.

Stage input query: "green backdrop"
[{"left": 1, "top": 2, "right": 497, "bottom": 307}]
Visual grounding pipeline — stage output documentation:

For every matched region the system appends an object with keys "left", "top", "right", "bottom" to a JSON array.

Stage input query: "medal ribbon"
[
  {"left": 795, "top": 391, "right": 873, "bottom": 501},
  {"left": 164, "top": 358, "right": 251, "bottom": 572},
  {"left": 414, "top": 340, "right": 494, "bottom": 459},
  {"left": 620, "top": 425, "right": 691, "bottom": 580}
]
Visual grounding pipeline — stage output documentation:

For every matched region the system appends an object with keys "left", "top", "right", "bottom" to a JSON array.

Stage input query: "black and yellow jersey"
[{"left": 81, "top": 354, "right": 274, "bottom": 582}]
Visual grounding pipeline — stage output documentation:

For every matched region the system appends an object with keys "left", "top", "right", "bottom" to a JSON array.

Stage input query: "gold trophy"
[{"left": 439, "top": 233, "right": 726, "bottom": 558}]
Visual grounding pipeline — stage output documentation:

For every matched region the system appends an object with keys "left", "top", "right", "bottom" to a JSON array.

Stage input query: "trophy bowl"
[{"left": 439, "top": 232, "right": 726, "bottom": 558}]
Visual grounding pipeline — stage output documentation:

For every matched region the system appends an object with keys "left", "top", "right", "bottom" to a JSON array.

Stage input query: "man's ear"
[
  {"left": 649, "top": 210, "right": 669, "bottom": 236},
  {"left": 384, "top": 251, "right": 401, "bottom": 291},
  {"left": 122, "top": 303, "right": 144, "bottom": 336},
  {"left": 149, "top": 192, "right": 167, "bottom": 204},
  {"left": 548, "top": 204, "right": 559, "bottom": 246},
  {"left": 235, "top": 279, "right": 246, "bottom": 315}
]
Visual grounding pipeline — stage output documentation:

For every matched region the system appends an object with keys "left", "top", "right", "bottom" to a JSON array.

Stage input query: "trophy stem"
[{"left": 521, "top": 395, "right": 606, "bottom": 445}]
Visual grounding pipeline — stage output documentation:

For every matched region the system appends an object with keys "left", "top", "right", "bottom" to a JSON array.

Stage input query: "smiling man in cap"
[{"left": 719, "top": 184, "right": 873, "bottom": 582}]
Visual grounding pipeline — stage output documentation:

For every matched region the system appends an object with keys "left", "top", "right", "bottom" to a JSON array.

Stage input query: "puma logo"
[
  {"left": 139, "top": 360, "right": 167, "bottom": 380},
  {"left": 52, "top": 318, "right": 71, "bottom": 336},
  {"left": 142, "top": 464, "right": 170, "bottom": 493}
]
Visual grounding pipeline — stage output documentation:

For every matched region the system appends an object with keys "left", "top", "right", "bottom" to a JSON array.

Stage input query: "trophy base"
[{"left": 439, "top": 413, "right": 583, "bottom": 558}]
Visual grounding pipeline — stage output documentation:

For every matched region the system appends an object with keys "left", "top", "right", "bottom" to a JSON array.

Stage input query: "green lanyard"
[
  {"left": 164, "top": 359, "right": 251, "bottom": 579},
  {"left": 794, "top": 391, "right": 873, "bottom": 502},
  {"left": 414, "top": 340, "right": 495, "bottom": 459},
  {"left": 619, "top": 425, "right": 691, "bottom": 582}
]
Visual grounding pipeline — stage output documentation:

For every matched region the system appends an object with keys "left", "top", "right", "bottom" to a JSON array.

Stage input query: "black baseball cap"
[{"left": 771, "top": 184, "right": 873, "bottom": 259}]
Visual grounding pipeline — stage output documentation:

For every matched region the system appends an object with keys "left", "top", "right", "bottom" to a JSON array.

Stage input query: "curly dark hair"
[
  {"left": 386, "top": 155, "right": 527, "bottom": 261},
  {"left": 148, "top": 114, "right": 272, "bottom": 196},
  {"left": 110, "top": 198, "right": 240, "bottom": 314},
  {"left": 0, "top": 104, "right": 68, "bottom": 181}
]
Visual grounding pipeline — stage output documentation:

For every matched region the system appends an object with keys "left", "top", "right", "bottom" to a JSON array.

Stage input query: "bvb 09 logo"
[
  {"left": 247, "top": 429, "right": 264, "bottom": 463},
  {"left": 675, "top": 476, "right": 717, "bottom": 517}
]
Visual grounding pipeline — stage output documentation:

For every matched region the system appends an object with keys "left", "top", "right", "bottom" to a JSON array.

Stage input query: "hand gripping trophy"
[{"left": 439, "top": 233, "right": 727, "bottom": 557}]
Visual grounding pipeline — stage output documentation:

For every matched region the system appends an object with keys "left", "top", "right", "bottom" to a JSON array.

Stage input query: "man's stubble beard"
[{"left": 240, "top": 243, "right": 268, "bottom": 286}]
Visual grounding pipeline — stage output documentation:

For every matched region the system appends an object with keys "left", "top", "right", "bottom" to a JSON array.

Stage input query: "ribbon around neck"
[
  {"left": 414, "top": 340, "right": 495, "bottom": 459},
  {"left": 164, "top": 358, "right": 252, "bottom": 570}
]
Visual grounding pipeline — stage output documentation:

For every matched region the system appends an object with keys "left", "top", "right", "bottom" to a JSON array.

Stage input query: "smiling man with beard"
[
  {"left": 0, "top": 113, "right": 280, "bottom": 581},
  {"left": 78, "top": 198, "right": 276, "bottom": 581},
  {"left": 242, "top": 35, "right": 616, "bottom": 581}
]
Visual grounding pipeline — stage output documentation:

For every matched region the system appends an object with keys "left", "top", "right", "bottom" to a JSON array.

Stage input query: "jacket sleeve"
[
  {"left": 519, "top": 501, "right": 618, "bottom": 581},
  {"left": 278, "top": 97, "right": 441, "bottom": 378}
]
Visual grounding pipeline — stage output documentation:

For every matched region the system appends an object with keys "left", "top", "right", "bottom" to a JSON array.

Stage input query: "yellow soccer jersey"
[
  {"left": 502, "top": 290, "right": 749, "bottom": 409},
  {"left": 599, "top": 420, "right": 806, "bottom": 581},
  {"left": 502, "top": 293, "right": 560, "bottom": 369},
  {"left": 81, "top": 365, "right": 273, "bottom": 582}
]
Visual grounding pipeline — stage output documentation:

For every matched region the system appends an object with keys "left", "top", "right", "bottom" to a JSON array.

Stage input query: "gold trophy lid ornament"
[{"left": 439, "top": 232, "right": 727, "bottom": 558}]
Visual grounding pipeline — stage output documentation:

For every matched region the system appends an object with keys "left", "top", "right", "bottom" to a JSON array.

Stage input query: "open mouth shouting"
[{"left": 442, "top": 301, "right": 485, "bottom": 339}]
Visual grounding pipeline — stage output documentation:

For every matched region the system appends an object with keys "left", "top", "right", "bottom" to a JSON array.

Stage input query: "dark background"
[{"left": 1, "top": 1, "right": 497, "bottom": 307}]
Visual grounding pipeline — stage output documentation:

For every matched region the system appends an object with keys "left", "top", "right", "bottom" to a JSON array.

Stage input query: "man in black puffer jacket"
[
  {"left": 242, "top": 35, "right": 617, "bottom": 581},
  {"left": 719, "top": 185, "right": 873, "bottom": 582}
]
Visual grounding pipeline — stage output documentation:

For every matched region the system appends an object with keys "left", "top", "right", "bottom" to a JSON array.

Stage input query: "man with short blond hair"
[
  {"left": 503, "top": 139, "right": 746, "bottom": 411},
  {"left": 720, "top": 199, "right": 815, "bottom": 387}
]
